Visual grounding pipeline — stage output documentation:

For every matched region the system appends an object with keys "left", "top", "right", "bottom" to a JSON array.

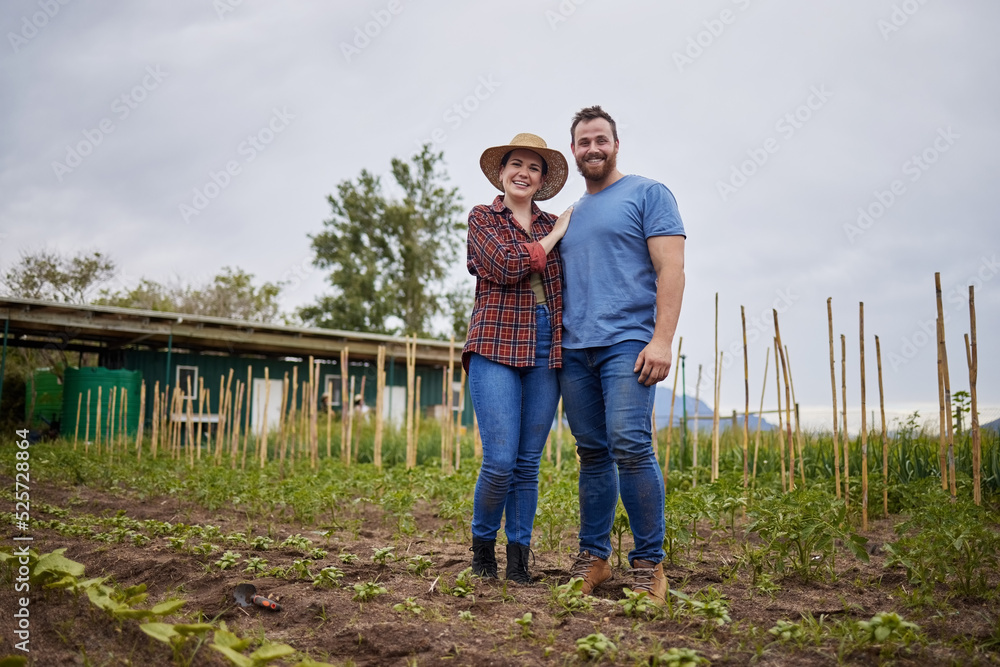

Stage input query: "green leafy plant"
[
  {"left": 649, "top": 647, "right": 709, "bottom": 667},
  {"left": 406, "top": 555, "right": 433, "bottom": 576},
  {"left": 352, "top": 581, "right": 387, "bottom": 603},
  {"left": 441, "top": 567, "right": 476, "bottom": 599},
  {"left": 312, "top": 566, "right": 344, "bottom": 589},
  {"left": 372, "top": 546, "right": 395, "bottom": 565},
  {"left": 856, "top": 612, "right": 921, "bottom": 646},
  {"left": 214, "top": 551, "right": 241, "bottom": 571},
  {"left": 618, "top": 588, "right": 663, "bottom": 619},
  {"left": 514, "top": 612, "right": 534, "bottom": 638},
  {"left": 575, "top": 633, "right": 616, "bottom": 662},
  {"left": 392, "top": 596, "right": 424, "bottom": 616},
  {"left": 243, "top": 557, "right": 269, "bottom": 575},
  {"left": 338, "top": 552, "right": 359, "bottom": 564},
  {"left": 550, "top": 578, "right": 592, "bottom": 617}
]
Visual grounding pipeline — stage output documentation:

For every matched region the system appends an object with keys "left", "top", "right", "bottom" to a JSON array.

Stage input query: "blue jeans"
[
  {"left": 559, "top": 340, "right": 665, "bottom": 564},
  {"left": 470, "top": 305, "right": 560, "bottom": 546}
]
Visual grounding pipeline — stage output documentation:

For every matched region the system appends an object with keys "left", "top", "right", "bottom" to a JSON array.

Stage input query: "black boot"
[
  {"left": 470, "top": 538, "right": 498, "bottom": 578},
  {"left": 505, "top": 542, "right": 533, "bottom": 585}
]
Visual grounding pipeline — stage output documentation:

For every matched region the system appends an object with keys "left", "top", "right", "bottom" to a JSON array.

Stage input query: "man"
[{"left": 558, "top": 105, "right": 685, "bottom": 603}]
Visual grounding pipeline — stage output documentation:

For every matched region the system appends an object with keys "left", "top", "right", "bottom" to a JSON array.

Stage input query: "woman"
[{"left": 463, "top": 133, "right": 572, "bottom": 584}]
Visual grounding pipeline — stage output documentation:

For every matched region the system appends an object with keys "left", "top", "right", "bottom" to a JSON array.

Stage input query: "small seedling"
[
  {"left": 392, "top": 597, "right": 424, "bottom": 616},
  {"left": 352, "top": 581, "right": 387, "bottom": 603},
  {"left": 313, "top": 566, "right": 345, "bottom": 589},
  {"left": 514, "top": 612, "right": 534, "bottom": 638},
  {"left": 372, "top": 546, "right": 395, "bottom": 565},
  {"left": 575, "top": 633, "right": 616, "bottom": 662},
  {"left": 214, "top": 551, "right": 241, "bottom": 571}
]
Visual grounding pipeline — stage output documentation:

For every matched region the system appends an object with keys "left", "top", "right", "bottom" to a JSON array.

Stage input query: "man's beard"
[{"left": 576, "top": 149, "right": 617, "bottom": 182}]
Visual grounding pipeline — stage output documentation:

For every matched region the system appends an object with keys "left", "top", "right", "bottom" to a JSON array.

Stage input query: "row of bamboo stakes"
[
  {"left": 658, "top": 275, "right": 983, "bottom": 529},
  {"left": 69, "top": 344, "right": 487, "bottom": 473}
]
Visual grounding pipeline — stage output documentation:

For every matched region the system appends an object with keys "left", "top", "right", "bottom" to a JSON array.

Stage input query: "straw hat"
[{"left": 479, "top": 133, "right": 568, "bottom": 201}]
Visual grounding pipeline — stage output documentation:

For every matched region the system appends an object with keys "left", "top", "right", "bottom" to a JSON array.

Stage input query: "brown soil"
[{"left": 2, "top": 478, "right": 999, "bottom": 667}]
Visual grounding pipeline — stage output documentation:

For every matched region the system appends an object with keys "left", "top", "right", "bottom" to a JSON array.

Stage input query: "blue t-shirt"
[{"left": 560, "top": 175, "right": 686, "bottom": 349}]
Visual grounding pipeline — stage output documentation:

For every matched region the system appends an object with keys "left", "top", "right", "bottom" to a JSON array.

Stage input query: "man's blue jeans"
[
  {"left": 559, "top": 340, "right": 665, "bottom": 564},
  {"left": 469, "top": 305, "right": 559, "bottom": 546}
]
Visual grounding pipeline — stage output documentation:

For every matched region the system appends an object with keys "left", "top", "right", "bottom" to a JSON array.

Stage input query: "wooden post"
[
  {"left": 445, "top": 335, "right": 456, "bottom": 473},
  {"left": 230, "top": 381, "right": 243, "bottom": 469},
  {"left": 454, "top": 367, "right": 465, "bottom": 471},
  {"left": 195, "top": 377, "right": 205, "bottom": 459},
  {"left": 259, "top": 367, "right": 271, "bottom": 469},
  {"left": 665, "top": 336, "right": 683, "bottom": 483},
  {"left": 967, "top": 284, "right": 981, "bottom": 505},
  {"left": 341, "top": 349, "right": 350, "bottom": 463},
  {"left": 374, "top": 345, "right": 385, "bottom": 469},
  {"left": 841, "top": 334, "right": 850, "bottom": 506},
  {"left": 95, "top": 386, "right": 103, "bottom": 455},
  {"left": 875, "top": 335, "right": 889, "bottom": 517},
  {"left": 859, "top": 302, "right": 868, "bottom": 532},
  {"left": 277, "top": 373, "right": 289, "bottom": 468},
  {"left": 136, "top": 381, "right": 146, "bottom": 461},
  {"left": 107, "top": 385, "right": 117, "bottom": 458},
  {"left": 74, "top": 392, "right": 82, "bottom": 451},
  {"left": 345, "top": 375, "right": 356, "bottom": 466},
  {"left": 752, "top": 348, "right": 769, "bottom": 486},
  {"left": 827, "top": 298, "right": 842, "bottom": 498},
  {"left": 406, "top": 336, "right": 416, "bottom": 469},
  {"left": 784, "top": 346, "right": 806, "bottom": 486},
  {"left": 414, "top": 375, "right": 422, "bottom": 464},
  {"left": 85, "top": 388, "right": 92, "bottom": 454},
  {"left": 741, "top": 308, "right": 749, "bottom": 489},
  {"left": 150, "top": 381, "right": 159, "bottom": 460},
  {"left": 773, "top": 338, "right": 786, "bottom": 492},
  {"left": 934, "top": 274, "right": 956, "bottom": 498},
  {"left": 711, "top": 292, "right": 720, "bottom": 483},
  {"left": 692, "top": 364, "right": 702, "bottom": 488},
  {"left": 242, "top": 366, "right": 252, "bottom": 470},
  {"left": 773, "top": 311, "right": 794, "bottom": 493}
]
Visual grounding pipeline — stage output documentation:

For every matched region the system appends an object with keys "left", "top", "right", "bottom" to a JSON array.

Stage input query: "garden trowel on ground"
[{"left": 233, "top": 583, "right": 281, "bottom": 611}]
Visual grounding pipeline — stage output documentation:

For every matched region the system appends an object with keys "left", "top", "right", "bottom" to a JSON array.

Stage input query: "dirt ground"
[{"left": 2, "top": 476, "right": 999, "bottom": 667}]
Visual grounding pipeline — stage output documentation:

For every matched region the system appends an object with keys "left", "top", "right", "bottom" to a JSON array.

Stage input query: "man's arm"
[{"left": 634, "top": 235, "right": 685, "bottom": 386}]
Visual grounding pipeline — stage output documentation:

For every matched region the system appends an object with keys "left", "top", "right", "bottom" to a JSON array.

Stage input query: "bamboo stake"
[
  {"left": 374, "top": 346, "right": 385, "bottom": 468},
  {"left": 711, "top": 292, "right": 720, "bottom": 483},
  {"left": 151, "top": 381, "right": 160, "bottom": 460},
  {"left": 445, "top": 335, "right": 456, "bottom": 473},
  {"left": 665, "top": 336, "right": 683, "bottom": 483},
  {"left": 229, "top": 381, "right": 242, "bottom": 468},
  {"left": 827, "top": 298, "right": 842, "bottom": 499},
  {"left": 259, "top": 367, "right": 271, "bottom": 469},
  {"left": 95, "top": 386, "right": 103, "bottom": 455},
  {"left": 841, "top": 334, "right": 850, "bottom": 506},
  {"left": 773, "top": 338, "right": 786, "bottom": 492},
  {"left": 345, "top": 375, "right": 355, "bottom": 466},
  {"left": 875, "top": 335, "right": 889, "bottom": 517},
  {"left": 195, "top": 377, "right": 205, "bottom": 458},
  {"left": 859, "top": 302, "right": 868, "bottom": 532},
  {"left": 692, "top": 363, "right": 702, "bottom": 487},
  {"left": 85, "top": 388, "right": 92, "bottom": 454},
  {"left": 288, "top": 366, "right": 299, "bottom": 465},
  {"left": 934, "top": 274, "right": 956, "bottom": 498},
  {"left": 74, "top": 392, "right": 82, "bottom": 451},
  {"left": 216, "top": 373, "right": 227, "bottom": 463},
  {"left": 967, "top": 284, "right": 980, "bottom": 506},
  {"left": 107, "top": 386, "right": 117, "bottom": 458},
  {"left": 356, "top": 375, "right": 368, "bottom": 462},
  {"left": 406, "top": 337, "right": 416, "bottom": 469},
  {"left": 312, "top": 358, "right": 321, "bottom": 469},
  {"left": 773, "top": 311, "right": 794, "bottom": 493},
  {"left": 413, "top": 375, "right": 422, "bottom": 465},
  {"left": 741, "top": 308, "right": 749, "bottom": 489},
  {"left": 242, "top": 366, "right": 252, "bottom": 470},
  {"left": 752, "top": 348, "right": 769, "bottom": 486},
  {"left": 454, "top": 368, "right": 465, "bottom": 471},
  {"left": 555, "top": 397, "right": 563, "bottom": 469},
  {"left": 784, "top": 345, "right": 806, "bottom": 486},
  {"left": 136, "top": 381, "right": 146, "bottom": 461},
  {"left": 185, "top": 378, "right": 194, "bottom": 467},
  {"left": 340, "top": 349, "right": 350, "bottom": 463},
  {"left": 440, "top": 366, "right": 448, "bottom": 468},
  {"left": 121, "top": 388, "right": 129, "bottom": 456}
]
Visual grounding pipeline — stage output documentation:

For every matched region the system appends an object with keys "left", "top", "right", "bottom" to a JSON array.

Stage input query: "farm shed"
[{"left": 0, "top": 296, "right": 471, "bottom": 433}]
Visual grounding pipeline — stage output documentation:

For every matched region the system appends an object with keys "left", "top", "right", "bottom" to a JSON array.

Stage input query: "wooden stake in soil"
[
  {"left": 934, "top": 274, "right": 957, "bottom": 498},
  {"left": 827, "top": 298, "right": 842, "bottom": 498},
  {"left": 859, "top": 302, "right": 869, "bottom": 532},
  {"left": 454, "top": 367, "right": 465, "bottom": 471},
  {"left": 107, "top": 385, "right": 117, "bottom": 458},
  {"left": 967, "top": 285, "right": 981, "bottom": 505},
  {"left": 445, "top": 335, "right": 456, "bottom": 473},
  {"left": 711, "top": 292, "right": 720, "bottom": 483},
  {"left": 74, "top": 392, "right": 82, "bottom": 451},
  {"left": 773, "top": 337, "right": 786, "bottom": 493},
  {"left": 692, "top": 363, "right": 702, "bottom": 488},
  {"left": 341, "top": 348, "right": 350, "bottom": 463},
  {"left": 413, "top": 375, "right": 422, "bottom": 465},
  {"left": 665, "top": 336, "right": 683, "bottom": 483},
  {"left": 741, "top": 308, "right": 750, "bottom": 489},
  {"left": 230, "top": 381, "right": 244, "bottom": 469},
  {"left": 784, "top": 346, "right": 806, "bottom": 486},
  {"left": 841, "top": 334, "right": 850, "bottom": 506},
  {"left": 195, "top": 377, "right": 205, "bottom": 458},
  {"left": 875, "top": 335, "right": 889, "bottom": 517},
  {"left": 85, "top": 388, "right": 92, "bottom": 455},
  {"left": 95, "top": 386, "right": 102, "bottom": 455},
  {"left": 374, "top": 345, "right": 385, "bottom": 469},
  {"left": 242, "top": 365, "right": 252, "bottom": 470},
  {"left": 259, "top": 367, "right": 271, "bottom": 469},
  {"left": 773, "top": 312, "right": 794, "bottom": 493},
  {"left": 406, "top": 336, "right": 416, "bottom": 469},
  {"left": 752, "top": 348, "right": 770, "bottom": 486},
  {"left": 150, "top": 381, "right": 159, "bottom": 460},
  {"left": 136, "top": 381, "right": 146, "bottom": 461}
]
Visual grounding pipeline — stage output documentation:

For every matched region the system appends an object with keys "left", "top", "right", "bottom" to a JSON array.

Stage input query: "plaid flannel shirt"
[{"left": 462, "top": 196, "right": 563, "bottom": 371}]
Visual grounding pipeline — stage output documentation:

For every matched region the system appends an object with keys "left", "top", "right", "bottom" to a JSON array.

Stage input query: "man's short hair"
[{"left": 571, "top": 106, "right": 618, "bottom": 144}]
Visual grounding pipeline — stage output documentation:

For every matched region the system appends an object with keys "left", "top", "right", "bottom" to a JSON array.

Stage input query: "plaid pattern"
[{"left": 463, "top": 196, "right": 563, "bottom": 371}]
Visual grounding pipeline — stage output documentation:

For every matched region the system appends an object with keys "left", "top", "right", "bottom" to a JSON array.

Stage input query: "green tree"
[
  {"left": 96, "top": 267, "right": 284, "bottom": 322},
  {"left": 1, "top": 249, "right": 115, "bottom": 302},
  {"left": 300, "top": 145, "right": 465, "bottom": 336}
]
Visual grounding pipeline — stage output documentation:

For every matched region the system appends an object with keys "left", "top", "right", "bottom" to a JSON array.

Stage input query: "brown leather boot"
[
  {"left": 629, "top": 559, "right": 666, "bottom": 603},
  {"left": 569, "top": 551, "right": 612, "bottom": 594}
]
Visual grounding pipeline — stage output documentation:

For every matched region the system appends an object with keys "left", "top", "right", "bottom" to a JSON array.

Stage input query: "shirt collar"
[{"left": 490, "top": 195, "right": 543, "bottom": 220}]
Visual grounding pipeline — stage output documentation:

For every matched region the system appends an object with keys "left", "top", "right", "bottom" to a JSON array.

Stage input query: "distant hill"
[
  {"left": 652, "top": 387, "right": 777, "bottom": 433},
  {"left": 982, "top": 417, "right": 1000, "bottom": 433}
]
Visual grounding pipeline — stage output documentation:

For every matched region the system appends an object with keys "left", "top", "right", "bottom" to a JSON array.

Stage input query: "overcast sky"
[{"left": 2, "top": 0, "right": 997, "bottom": 431}]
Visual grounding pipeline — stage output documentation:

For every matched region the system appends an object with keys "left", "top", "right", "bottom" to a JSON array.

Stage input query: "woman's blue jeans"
[
  {"left": 559, "top": 340, "right": 665, "bottom": 564},
  {"left": 469, "top": 305, "right": 559, "bottom": 546}
]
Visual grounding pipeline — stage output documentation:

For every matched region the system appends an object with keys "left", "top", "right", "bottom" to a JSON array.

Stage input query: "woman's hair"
[{"left": 500, "top": 150, "right": 549, "bottom": 177}]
